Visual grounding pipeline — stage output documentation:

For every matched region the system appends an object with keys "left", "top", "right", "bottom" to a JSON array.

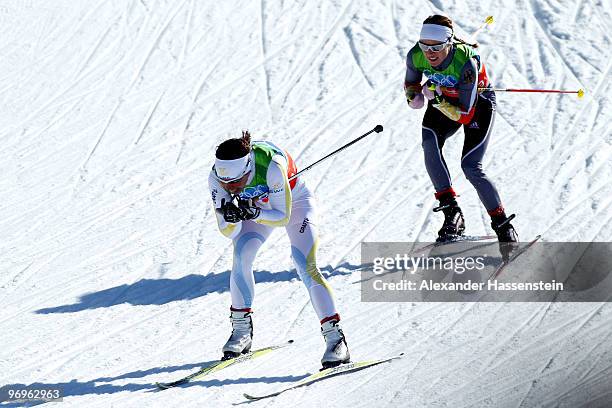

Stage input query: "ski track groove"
[
  {"left": 289, "top": 72, "right": 400, "bottom": 166},
  {"left": 565, "top": 324, "right": 612, "bottom": 388},
  {"left": 311, "top": 88, "right": 418, "bottom": 262},
  {"left": 9, "top": 303, "right": 172, "bottom": 380},
  {"left": 7, "top": 203, "right": 206, "bottom": 303},
  {"left": 587, "top": 200, "right": 612, "bottom": 241},
  {"left": 133, "top": 89, "right": 166, "bottom": 145},
  {"left": 173, "top": 0, "right": 197, "bottom": 165},
  {"left": 515, "top": 303, "right": 610, "bottom": 408},
  {"left": 388, "top": 0, "right": 409, "bottom": 61},
  {"left": 73, "top": 17, "right": 119, "bottom": 81},
  {"left": 548, "top": 59, "right": 612, "bottom": 181},
  {"left": 434, "top": 302, "right": 479, "bottom": 338},
  {"left": 126, "top": 0, "right": 188, "bottom": 93},
  {"left": 527, "top": 0, "right": 584, "bottom": 83},
  {"left": 534, "top": 39, "right": 611, "bottom": 177},
  {"left": 259, "top": 0, "right": 273, "bottom": 120},
  {"left": 282, "top": 299, "right": 310, "bottom": 340},
  {"left": 178, "top": 0, "right": 195, "bottom": 70},
  {"left": 0, "top": 261, "right": 35, "bottom": 304},
  {"left": 0, "top": 82, "right": 106, "bottom": 142},
  {"left": 179, "top": 35, "right": 298, "bottom": 111},
  {"left": 478, "top": 304, "right": 549, "bottom": 376},
  {"left": 41, "top": 164, "right": 208, "bottom": 259},
  {"left": 8, "top": 96, "right": 84, "bottom": 160},
  {"left": 483, "top": 304, "right": 608, "bottom": 377},
  {"left": 277, "top": 0, "right": 356, "bottom": 110},
  {"left": 81, "top": 97, "right": 123, "bottom": 169},
  {"left": 175, "top": 45, "right": 226, "bottom": 165},
  {"left": 343, "top": 25, "right": 375, "bottom": 89}
]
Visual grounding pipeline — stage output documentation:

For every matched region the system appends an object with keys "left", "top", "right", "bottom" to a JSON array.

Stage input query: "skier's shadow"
[
  {"left": 1, "top": 369, "right": 308, "bottom": 407},
  {"left": 35, "top": 264, "right": 358, "bottom": 314}
]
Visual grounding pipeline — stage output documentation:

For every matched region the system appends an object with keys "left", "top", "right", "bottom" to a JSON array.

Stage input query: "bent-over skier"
[{"left": 208, "top": 131, "right": 350, "bottom": 369}]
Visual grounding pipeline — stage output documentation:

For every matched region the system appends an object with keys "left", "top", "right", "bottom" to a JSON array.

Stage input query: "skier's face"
[
  {"left": 221, "top": 172, "right": 250, "bottom": 194},
  {"left": 419, "top": 39, "right": 451, "bottom": 67}
]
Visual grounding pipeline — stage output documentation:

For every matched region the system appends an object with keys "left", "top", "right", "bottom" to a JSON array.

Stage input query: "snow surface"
[{"left": 1, "top": 0, "right": 611, "bottom": 407}]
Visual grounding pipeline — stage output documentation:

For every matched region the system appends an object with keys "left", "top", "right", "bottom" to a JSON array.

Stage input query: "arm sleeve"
[
  {"left": 405, "top": 47, "right": 423, "bottom": 84},
  {"left": 457, "top": 57, "right": 478, "bottom": 113},
  {"left": 208, "top": 171, "right": 242, "bottom": 239},
  {"left": 254, "top": 155, "right": 292, "bottom": 227},
  {"left": 404, "top": 47, "right": 423, "bottom": 101}
]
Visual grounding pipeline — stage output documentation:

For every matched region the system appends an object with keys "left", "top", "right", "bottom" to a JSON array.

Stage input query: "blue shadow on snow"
[
  {"left": 35, "top": 263, "right": 362, "bottom": 314},
  {"left": 0, "top": 369, "right": 309, "bottom": 407}
]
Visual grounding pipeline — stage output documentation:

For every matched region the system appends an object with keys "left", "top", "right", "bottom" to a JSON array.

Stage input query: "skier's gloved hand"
[
  {"left": 404, "top": 83, "right": 424, "bottom": 109},
  {"left": 237, "top": 198, "right": 261, "bottom": 221},
  {"left": 220, "top": 198, "right": 244, "bottom": 223},
  {"left": 423, "top": 81, "right": 442, "bottom": 101},
  {"left": 409, "top": 93, "right": 424, "bottom": 109},
  {"left": 498, "top": 242, "right": 519, "bottom": 263}
]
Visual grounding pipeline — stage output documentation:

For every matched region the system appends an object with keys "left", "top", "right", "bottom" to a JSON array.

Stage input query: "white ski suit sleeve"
[{"left": 208, "top": 171, "right": 242, "bottom": 240}]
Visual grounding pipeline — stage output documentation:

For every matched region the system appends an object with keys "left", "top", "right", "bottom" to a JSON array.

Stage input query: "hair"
[
  {"left": 423, "top": 15, "right": 478, "bottom": 48},
  {"left": 216, "top": 130, "right": 251, "bottom": 160}
]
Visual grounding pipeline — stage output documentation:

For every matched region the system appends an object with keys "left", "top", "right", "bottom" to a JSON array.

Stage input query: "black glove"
[
  {"left": 498, "top": 242, "right": 519, "bottom": 263},
  {"left": 237, "top": 198, "right": 260, "bottom": 221},
  {"left": 220, "top": 198, "right": 244, "bottom": 223}
]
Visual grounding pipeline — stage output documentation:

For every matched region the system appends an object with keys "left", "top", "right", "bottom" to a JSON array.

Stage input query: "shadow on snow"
[
  {"left": 35, "top": 263, "right": 363, "bottom": 314},
  {"left": 1, "top": 366, "right": 309, "bottom": 407}
]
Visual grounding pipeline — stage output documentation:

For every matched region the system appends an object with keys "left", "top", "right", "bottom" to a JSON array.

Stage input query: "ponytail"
[
  {"left": 216, "top": 130, "right": 252, "bottom": 160},
  {"left": 453, "top": 35, "right": 479, "bottom": 48}
]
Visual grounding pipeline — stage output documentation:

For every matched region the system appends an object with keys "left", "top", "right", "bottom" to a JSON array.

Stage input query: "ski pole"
[
  {"left": 288, "top": 125, "right": 383, "bottom": 181},
  {"left": 470, "top": 15, "right": 494, "bottom": 39},
  {"left": 479, "top": 88, "right": 585, "bottom": 98}
]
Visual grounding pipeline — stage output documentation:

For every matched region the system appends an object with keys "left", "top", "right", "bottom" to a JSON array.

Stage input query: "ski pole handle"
[
  {"left": 288, "top": 125, "right": 384, "bottom": 181},
  {"left": 479, "top": 88, "right": 585, "bottom": 98}
]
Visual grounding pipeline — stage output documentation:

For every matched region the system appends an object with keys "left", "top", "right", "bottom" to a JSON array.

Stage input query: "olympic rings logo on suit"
[
  {"left": 239, "top": 184, "right": 269, "bottom": 199},
  {"left": 422, "top": 70, "right": 458, "bottom": 87}
]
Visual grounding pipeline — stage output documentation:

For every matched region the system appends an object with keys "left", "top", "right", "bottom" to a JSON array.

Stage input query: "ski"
[
  {"left": 415, "top": 234, "right": 497, "bottom": 253},
  {"left": 155, "top": 340, "right": 294, "bottom": 389},
  {"left": 488, "top": 235, "right": 542, "bottom": 280},
  {"left": 356, "top": 235, "right": 497, "bottom": 284},
  {"left": 243, "top": 353, "right": 403, "bottom": 401}
]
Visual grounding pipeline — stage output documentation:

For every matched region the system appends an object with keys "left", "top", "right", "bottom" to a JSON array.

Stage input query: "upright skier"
[
  {"left": 404, "top": 14, "right": 518, "bottom": 249},
  {"left": 208, "top": 131, "right": 350, "bottom": 368}
]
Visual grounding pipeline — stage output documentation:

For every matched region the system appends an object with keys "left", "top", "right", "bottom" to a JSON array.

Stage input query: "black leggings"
[{"left": 421, "top": 93, "right": 502, "bottom": 212}]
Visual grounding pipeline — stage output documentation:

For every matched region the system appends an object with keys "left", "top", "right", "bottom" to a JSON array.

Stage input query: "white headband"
[
  {"left": 420, "top": 24, "right": 453, "bottom": 43},
  {"left": 214, "top": 154, "right": 251, "bottom": 181}
]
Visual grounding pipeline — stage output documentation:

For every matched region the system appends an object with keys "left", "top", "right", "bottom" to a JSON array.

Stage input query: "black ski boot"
[
  {"left": 491, "top": 213, "right": 518, "bottom": 261},
  {"left": 433, "top": 193, "right": 465, "bottom": 242}
]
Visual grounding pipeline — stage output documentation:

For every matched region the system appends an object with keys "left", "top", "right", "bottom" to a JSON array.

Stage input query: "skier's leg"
[
  {"left": 461, "top": 94, "right": 517, "bottom": 254},
  {"left": 286, "top": 191, "right": 337, "bottom": 320},
  {"left": 460, "top": 95, "right": 502, "bottom": 212},
  {"left": 422, "top": 106, "right": 464, "bottom": 240},
  {"left": 230, "top": 220, "right": 273, "bottom": 310},
  {"left": 421, "top": 105, "right": 462, "bottom": 193},
  {"left": 222, "top": 221, "right": 273, "bottom": 358},
  {"left": 286, "top": 187, "right": 349, "bottom": 367}
]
